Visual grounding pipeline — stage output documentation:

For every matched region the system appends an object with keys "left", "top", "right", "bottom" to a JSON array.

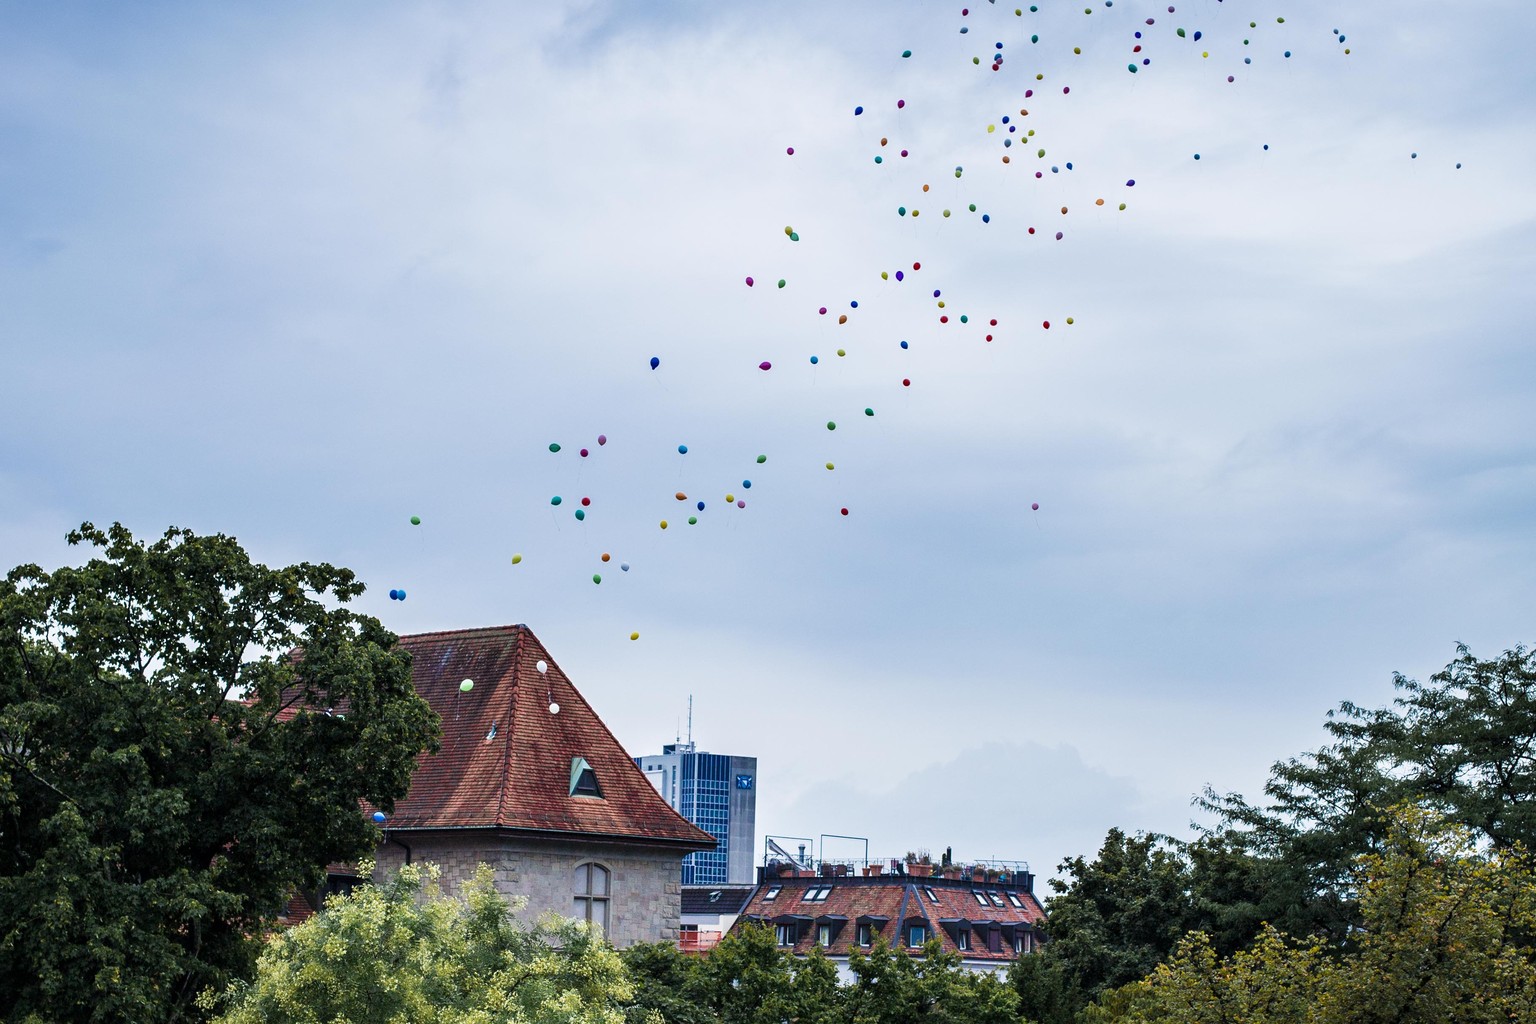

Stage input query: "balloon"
[
  {"left": 757, "top": 454, "right": 767, "bottom": 463},
  {"left": 511, "top": 554, "right": 523, "bottom": 564},
  {"left": 827, "top": 421, "right": 836, "bottom": 430},
  {"left": 551, "top": 495, "right": 562, "bottom": 505},
  {"left": 743, "top": 480, "right": 752, "bottom": 488},
  {"left": 460, "top": 679, "right": 474, "bottom": 692},
  {"left": 1066, "top": 316, "right": 1075, "bottom": 324},
  {"left": 581, "top": 496, "right": 591, "bottom": 506},
  {"left": 726, "top": 493, "right": 734, "bottom": 502},
  {"left": 736, "top": 499, "right": 745, "bottom": 508},
  {"left": 696, "top": 501, "right": 705, "bottom": 511},
  {"left": 660, "top": 520, "right": 668, "bottom": 529},
  {"left": 372, "top": 811, "right": 387, "bottom": 824},
  {"left": 837, "top": 348, "right": 846, "bottom": 357},
  {"left": 838, "top": 314, "right": 848, "bottom": 324},
  {"left": 597, "top": 434, "right": 607, "bottom": 445},
  {"left": 900, "top": 340, "right": 909, "bottom": 349},
  {"left": 621, "top": 562, "right": 630, "bottom": 571},
  {"left": 688, "top": 516, "right": 698, "bottom": 525},
  {"left": 901, "top": 49, "right": 912, "bottom": 57},
  {"left": 388, "top": 589, "right": 399, "bottom": 600},
  {"left": 1031, "top": 502, "right": 1039, "bottom": 511},
  {"left": 396, "top": 589, "right": 406, "bottom": 600},
  {"left": 409, "top": 515, "right": 421, "bottom": 525},
  {"left": 854, "top": 105, "right": 864, "bottom": 115},
  {"left": 676, "top": 492, "right": 687, "bottom": 501},
  {"left": 810, "top": 355, "right": 819, "bottom": 364},
  {"left": 549, "top": 442, "right": 561, "bottom": 452},
  {"left": 759, "top": 361, "right": 772, "bottom": 370},
  {"left": 536, "top": 660, "right": 548, "bottom": 674},
  {"left": 601, "top": 552, "right": 610, "bottom": 562},
  {"left": 630, "top": 632, "right": 640, "bottom": 640},
  {"left": 549, "top": 702, "right": 560, "bottom": 714},
  {"left": 841, "top": 507, "right": 849, "bottom": 516},
  {"left": 826, "top": 462, "right": 835, "bottom": 470},
  {"left": 865, "top": 408, "right": 874, "bottom": 416},
  {"left": 785, "top": 147, "right": 793, "bottom": 156},
  {"left": 903, "top": 378, "right": 911, "bottom": 386},
  {"left": 593, "top": 574, "right": 602, "bottom": 584},
  {"left": 650, "top": 356, "right": 660, "bottom": 369},
  {"left": 678, "top": 444, "right": 688, "bottom": 454},
  {"left": 897, "top": 99, "right": 906, "bottom": 108},
  {"left": 778, "top": 279, "right": 786, "bottom": 288},
  {"left": 574, "top": 509, "right": 585, "bottom": 521},
  {"left": 745, "top": 276, "right": 754, "bottom": 286},
  {"left": 580, "top": 448, "right": 589, "bottom": 457}
]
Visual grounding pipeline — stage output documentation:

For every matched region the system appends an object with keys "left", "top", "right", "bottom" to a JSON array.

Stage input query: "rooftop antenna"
[{"left": 687, "top": 694, "right": 693, "bottom": 745}]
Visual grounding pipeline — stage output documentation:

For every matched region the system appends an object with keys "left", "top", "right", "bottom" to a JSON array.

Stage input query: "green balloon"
[
  {"left": 459, "top": 680, "right": 474, "bottom": 693},
  {"left": 827, "top": 421, "right": 837, "bottom": 430},
  {"left": 409, "top": 516, "right": 421, "bottom": 525},
  {"left": 789, "top": 232, "right": 799, "bottom": 241},
  {"left": 1177, "top": 27, "right": 1186, "bottom": 37},
  {"left": 757, "top": 455, "right": 767, "bottom": 463},
  {"left": 901, "top": 49, "right": 912, "bottom": 57},
  {"left": 865, "top": 408, "right": 874, "bottom": 416},
  {"left": 551, "top": 496, "right": 562, "bottom": 505},
  {"left": 688, "top": 516, "right": 698, "bottom": 525},
  {"left": 593, "top": 574, "right": 602, "bottom": 584},
  {"left": 778, "top": 279, "right": 786, "bottom": 288},
  {"left": 574, "top": 509, "right": 585, "bottom": 521},
  {"left": 549, "top": 442, "right": 561, "bottom": 452}
]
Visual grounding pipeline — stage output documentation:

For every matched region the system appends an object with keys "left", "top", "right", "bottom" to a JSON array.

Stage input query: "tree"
[
  {"left": 1035, "top": 829, "right": 1197, "bottom": 1003},
  {"left": 1198, "top": 642, "right": 1536, "bottom": 943},
  {"left": 209, "top": 862, "right": 639, "bottom": 1024},
  {"left": 1098, "top": 807, "right": 1536, "bottom": 1024},
  {"left": 0, "top": 523, "right": 440, "bottom": 1024}
]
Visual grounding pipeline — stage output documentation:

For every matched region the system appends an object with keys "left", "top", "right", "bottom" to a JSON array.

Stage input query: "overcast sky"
[{"left": 3, "top": 0, "right": 1534, "bottom": 882}]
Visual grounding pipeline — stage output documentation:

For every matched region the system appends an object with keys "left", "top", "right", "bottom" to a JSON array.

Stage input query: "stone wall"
[{"left": 372, "top": 830, "right": 684, "bottom": 947}]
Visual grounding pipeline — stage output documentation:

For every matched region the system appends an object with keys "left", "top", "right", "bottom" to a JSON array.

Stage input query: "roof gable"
[{"left": 385, "top": 625, "right": 713, "bottom": 849}]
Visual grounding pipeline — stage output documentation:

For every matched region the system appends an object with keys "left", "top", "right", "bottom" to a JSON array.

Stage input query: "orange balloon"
[{"left": 675, "top": 492, "right": 687, "bottom": 501}]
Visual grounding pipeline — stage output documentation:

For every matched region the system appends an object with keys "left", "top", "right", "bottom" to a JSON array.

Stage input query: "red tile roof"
[
  {"left": 382, "top": 625, "right": 713, "bottom": 850},
  {"left": 734, "top": 875, "right": 1045, "bottom": 962}
]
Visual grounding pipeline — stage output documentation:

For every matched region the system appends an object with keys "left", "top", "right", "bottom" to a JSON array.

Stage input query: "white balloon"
[
  {"left": 536, "top": 660, "right": 548, "bottom": 674},
  {"left": 548, "top": 702, "right": 561, "bottom": 714}
]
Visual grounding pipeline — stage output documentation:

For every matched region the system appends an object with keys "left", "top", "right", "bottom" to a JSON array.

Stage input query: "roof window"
[
  {"left": 570, "top": 757, "right": 603, "bottom": 798},
  {"left": 1007, "top": 893, "right": 1024, "bottom": 908},
  {"left": 989, "top": 892, "right": 1006, "bottom": 907},
  {"left": 764, "top": 886, "right": 782, "bottom": 901},
  {"left": 923, "top": 886, "right": 939, "bottom": 903},
  {"left": 801, "top": 886, "right": 833, "bottom": 903},
  {"left": 973, "top": 891, "right": 989, "bottom": 905}
]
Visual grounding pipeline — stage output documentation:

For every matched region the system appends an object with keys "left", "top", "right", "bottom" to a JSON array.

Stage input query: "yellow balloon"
[
  {"left": 630, "top": 632, "right": 640, "bottom": 641},
  {"left": 826, "top": 462, "right": 835, "bottom": 470},
  {"left": 511, "top": 553, "right": 523, "bottom": 564},
  {"left": 726, "top": 493, "right": 735, "bottom": 502},
  {"left": 659, "top": 520, "right": 669, "bottom": 529}
]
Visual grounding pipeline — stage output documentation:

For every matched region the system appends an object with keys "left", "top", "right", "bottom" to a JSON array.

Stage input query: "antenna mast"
[{"left": 687, "top": 695, "right": 693, "bottom": 745}]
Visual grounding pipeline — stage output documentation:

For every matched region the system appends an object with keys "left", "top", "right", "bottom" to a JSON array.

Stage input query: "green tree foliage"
[
  {"left": 1032, "top": 829, "right": 1195, "bottom": 1003},
  {"left": 844, "top": 937, "right": 1018, "bottom": 1024},
  {"left": 0, "top": 523, "right": 440, "bottom": 1024},
  {"left": 1100, "top": 807, "right": 1536, "bottom": 1024},
  {"left": 1199, "top": 643, "right": 1536, "bottom": 942},
  {"left": 210, "top": 862, "right": 639, "bottom": 1024}
]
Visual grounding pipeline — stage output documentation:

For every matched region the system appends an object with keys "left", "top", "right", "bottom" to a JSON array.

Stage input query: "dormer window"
[
  {"left": 570, "top": 757, "right": 603, "bottom": 798},
  {"left": 956, "top": 927, "right": 971, "bottom": 951}
]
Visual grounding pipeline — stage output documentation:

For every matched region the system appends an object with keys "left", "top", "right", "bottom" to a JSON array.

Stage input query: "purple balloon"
[{"left": 759, "top": 361, "right": 772, "bottom": 371}]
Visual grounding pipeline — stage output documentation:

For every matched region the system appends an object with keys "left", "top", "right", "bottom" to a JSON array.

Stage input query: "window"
[
  {"left": 973, "top": 891, "right": 989, "bottom": 905},
  {"left": 1007, "top": 893, "right": 1024, "bottom": 908},
  {"left": 956, "top": 928, "right": 970, "bottom": 951},
  {"left": 989, "top": 892, "right": 1006, "bottom": 907},
  {"left": 817, "top": 923, "right": 832, "bottom": 946},
  {"left": 923, "top": 886, "right": 939, "bottom": 903},
  {"left": 988, "top": 928, "right": 1002, "bottom": 953},
  {"left": 802, "top": 886, "right": 832, "bottom": 902},
  {"left": 573, "top": 862, "right": 610, "bottom": 933},
  {"left": 907, "top": 924, "right": 928, "bottom": 947},
  {"left": 570, "top": 757, "right": 602, "bottom": 798},
  {"left": 857, "top": 923, "right": 873, "bottom": 946},
  {"left": 763, "top": 885, "right": 782, "bottom": 901},
  {"left": 776, "top": 923, "right": 797, "bottom": 946}
]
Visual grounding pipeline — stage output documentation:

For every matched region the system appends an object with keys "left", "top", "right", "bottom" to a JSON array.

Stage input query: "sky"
[{"left": 3, "top": 0, "right": 1535, "bottom": 884}]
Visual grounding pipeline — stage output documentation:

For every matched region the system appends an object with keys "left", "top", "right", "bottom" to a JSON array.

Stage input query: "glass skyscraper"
[{"left": 636, "top": 742, "right": 757, "bottom": 885}]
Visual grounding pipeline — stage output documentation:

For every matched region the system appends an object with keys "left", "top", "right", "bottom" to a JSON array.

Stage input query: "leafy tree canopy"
[
  {"left": 0, "top": 523, "right": 439, "bottom": 1024},
  {"left": 209, "top": 862, "right": 637, "bottom": 1024}
]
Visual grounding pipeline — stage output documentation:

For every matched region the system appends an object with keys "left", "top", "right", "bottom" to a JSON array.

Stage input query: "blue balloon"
[
  {"left": 900, "top": 340, "right": 909, "bottom": 349},
  {"left": 650, "top": 356, "right": 660, "bottom": 369},
  {"left": 854, "top": 105, "right": 864, "bottom": 115},
  {"left": 810, "top": 355, "right": 819, "bottom": 364},
  {"left": 677, "top": 444, "right": 689, "bottom": 454},
  {"left": 397, "top": 590, "right": 406, "bottom": 600},
  {"left": 743, "top": 479, "right": 752, "bottom": 488},
  {"left": 697, "top": 501, "right": 706, "bottom": 511},
  {"left": 372, "top": 811, "right": 387, "bottom": 824}
]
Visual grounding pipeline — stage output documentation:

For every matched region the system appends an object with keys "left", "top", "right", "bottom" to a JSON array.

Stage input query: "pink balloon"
[
  {"left": 745, "top": 276, "right": 754, "bottom": 286},
  {"left": 786, "top": 147, "right": 795, "bottom": 155},
  {"left": 597, "top": 434, "right": 607, "bottom": 446},
  {"left": 759, "top": 361, "right": 772, "bottom": 371},
  {"left": 1031, "top": 502, "right": 1040, "bottom": 511}
]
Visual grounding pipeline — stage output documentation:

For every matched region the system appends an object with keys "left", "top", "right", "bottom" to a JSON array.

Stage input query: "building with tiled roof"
[
  {"left": 731, "top": 867, "right": 1046, "bottom": 976},
  {"left": 368, "top": 625, "right": 716, "bottom": 946}
]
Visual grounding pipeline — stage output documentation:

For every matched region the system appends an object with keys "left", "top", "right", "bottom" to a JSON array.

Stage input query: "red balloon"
[{"left": 840, "top": 507, "right": 850, "bottom": 516}]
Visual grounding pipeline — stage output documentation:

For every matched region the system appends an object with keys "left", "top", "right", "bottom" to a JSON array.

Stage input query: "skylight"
[
  {"left": 764, "top": 886, "right": 782, "bottom": 901},
  {"left": 923, "top": 886, "right": 939, "bottom": 903}
]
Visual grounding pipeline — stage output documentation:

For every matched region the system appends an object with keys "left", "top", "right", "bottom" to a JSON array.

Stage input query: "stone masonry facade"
[{"left": 373, "top": 830, "right": 685, "bottom": 947}]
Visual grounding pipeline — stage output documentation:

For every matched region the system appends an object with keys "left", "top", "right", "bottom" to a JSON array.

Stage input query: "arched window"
[{"left": 574, "top": 862, "right": 611, "bottom": 933}]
